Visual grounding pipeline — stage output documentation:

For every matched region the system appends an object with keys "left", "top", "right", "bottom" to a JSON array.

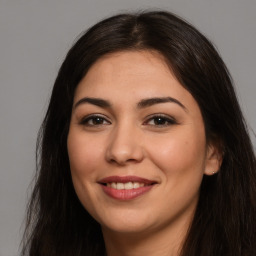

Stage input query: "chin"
[
  {"left": 98, "top": 211, "right": 154, "bottom": 234},
  {"left": 102, "top": 222, "right": 152, "bottom": 235}
]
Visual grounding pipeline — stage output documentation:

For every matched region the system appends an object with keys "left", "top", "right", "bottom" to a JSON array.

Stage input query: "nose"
[{"left": 105, "top": 124, "right": 144, "bottom": 165}]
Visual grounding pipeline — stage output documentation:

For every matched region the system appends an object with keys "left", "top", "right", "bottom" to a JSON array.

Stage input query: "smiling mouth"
[
  {"left": 98, "top": 175, "right": 157, "bottom": 188},
  {"left": 98, "top": 176, "right": 157, "bottom": 200},
  {"left": 105, "top": 182, "right": 148, "bottom": 190}
]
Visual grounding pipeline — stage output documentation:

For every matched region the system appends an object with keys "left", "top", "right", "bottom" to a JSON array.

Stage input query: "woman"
[{"left": 22, "top": 11, "right": 256, "bottom": 256}]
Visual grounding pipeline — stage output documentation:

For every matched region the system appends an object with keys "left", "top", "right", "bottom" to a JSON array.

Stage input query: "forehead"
[
  {"left": 86, "top": 50, "right": 172, "bottom": 77},
  {"left": 74, "top": 50, "right": 188, "bottom": 100},
  {"left": 73, "top": 50, "right": 203, "bottom": 126}
]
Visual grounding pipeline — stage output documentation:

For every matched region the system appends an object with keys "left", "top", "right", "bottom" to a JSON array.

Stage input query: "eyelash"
[
  {"left": 79, "top": 114, "right": 177, "bottom": 127},
  {"left": 144, "top": 114, "right": 177, "bottom": 127},
  {"left": 79, "top": 114, "right": 111, "bottom": 126}
]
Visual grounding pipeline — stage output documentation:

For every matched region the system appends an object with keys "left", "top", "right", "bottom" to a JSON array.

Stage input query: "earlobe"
[
  {"left": 204, "top": 170, "right": 217, "bottom": 176},
  {"left": 204, "top": 141, "right": 223, "bottom": 176}
]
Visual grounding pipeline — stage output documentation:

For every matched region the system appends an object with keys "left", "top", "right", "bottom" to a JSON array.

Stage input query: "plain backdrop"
[{"left": 0, "top": 1, "right": 255, "bottom": 255}]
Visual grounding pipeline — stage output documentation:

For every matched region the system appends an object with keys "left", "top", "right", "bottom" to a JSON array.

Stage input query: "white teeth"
[
  {"left": 116, "top": 183, "right": 124, "bottom": 189},
  {"left": 107, "top": 182, "right": 147, "bottom": 190},
  {"left": 110, "top": 182, "right": 117, "bottom": 189},
  {"left": 111, "top": 182, "right": 116, "bottom": 188},
  {"left": 124, "top": 182, "right": 133, "bottom": 189},
  {"left": 133, "top": 182, "right": 140, "bottom": 188}
]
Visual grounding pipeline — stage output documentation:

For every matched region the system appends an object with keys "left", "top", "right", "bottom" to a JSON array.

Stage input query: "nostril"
[{"left": 105, "top": 139, "right": 144, "bottom": 165}]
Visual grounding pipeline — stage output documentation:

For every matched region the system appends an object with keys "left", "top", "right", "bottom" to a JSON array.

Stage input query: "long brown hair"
[{"left": 22, "top": 11, "right": 256, "bottom": 256}]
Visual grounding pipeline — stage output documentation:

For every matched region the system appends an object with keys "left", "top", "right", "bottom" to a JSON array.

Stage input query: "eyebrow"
[
  {"left": 74, "top": 96, "right": 187, "bottom": 112},
  {"left": 74, "top": 97, "right": 112, "bottom": 109},
  {"left": 138, "top": 97, "right": 188, "bottom": 112}
]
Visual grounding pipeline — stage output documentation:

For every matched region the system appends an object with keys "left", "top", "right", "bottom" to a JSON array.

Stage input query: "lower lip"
[{"left": 100, "top": 184, "right": 154, "bottom": 200}]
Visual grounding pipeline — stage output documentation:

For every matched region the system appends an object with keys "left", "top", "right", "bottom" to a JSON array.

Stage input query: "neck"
[{"left": 102, "top": 213, "right": 193, "bottom": 256}]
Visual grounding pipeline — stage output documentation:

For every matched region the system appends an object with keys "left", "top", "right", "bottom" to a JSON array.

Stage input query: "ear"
[{"left": 204, "top": 139, "right": 223, "bottom": 176}]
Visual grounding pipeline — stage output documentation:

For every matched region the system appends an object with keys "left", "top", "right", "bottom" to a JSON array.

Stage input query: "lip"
[
  {"left": 98, "top": 176, "right": 157, "bottom": 201},
  {"left": 98, "top": 175, "right": 156, "bottom": 184}
]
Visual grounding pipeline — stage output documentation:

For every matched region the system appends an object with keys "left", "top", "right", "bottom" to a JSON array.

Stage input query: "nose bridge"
[{"left": 106, "top": 120, "right": 144, "bottom": 165}]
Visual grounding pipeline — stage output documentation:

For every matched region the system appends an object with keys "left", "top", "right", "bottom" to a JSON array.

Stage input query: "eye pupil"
[
  {"left": 154, "top": 117, "right": 166, "bottom": 125},
  {"left": 93, "top": 117, "right": 104, "bottom": 124}
]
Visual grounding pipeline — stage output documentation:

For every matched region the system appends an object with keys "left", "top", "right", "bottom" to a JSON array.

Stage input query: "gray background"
[{"left": 0, "top": 1, "right": 255, "bottom": 255}]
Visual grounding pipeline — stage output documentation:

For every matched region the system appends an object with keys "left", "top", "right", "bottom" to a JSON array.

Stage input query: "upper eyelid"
[
  {"left": 81, "top": 113, "right": 110, "bottom": 119},
  {"left": 80, "top": 114, "right": 111, "bottom": 123},
  {"left": 143, "top": 114, "right": 178, "bottom": 125},
  {"left": 144, "top": 113, "right": 176, "bottom": 120}
]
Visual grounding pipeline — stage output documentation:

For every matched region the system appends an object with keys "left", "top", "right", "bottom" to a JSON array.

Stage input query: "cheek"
[
  {"left": 67, "top": 131, "right": 105, "bottom": 208},
  {"left": 67, "top": 131, "right": 104, "bottom": 215},
  {"left": 146, "top": 129, "right": 207, "bottom": 216},
  {"left": 67, "top": 132, "right": 103, "bottom": 177},
  {"left": 147, "top": 127, "right": 207, "bottom": 178}
]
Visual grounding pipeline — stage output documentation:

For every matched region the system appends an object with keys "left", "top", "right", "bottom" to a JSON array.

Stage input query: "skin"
[{"left": 67, "top": 50, "right": 221, "bottom": 256}]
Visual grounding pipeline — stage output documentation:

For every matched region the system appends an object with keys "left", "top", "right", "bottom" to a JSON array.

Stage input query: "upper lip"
[{"left": 98, "top": 176, "right": 157, "bottom": 185}]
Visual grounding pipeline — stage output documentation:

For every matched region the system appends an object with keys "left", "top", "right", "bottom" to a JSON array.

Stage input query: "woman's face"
[{"left": 67, "top": 50, "right": 219, "bottom": 235}]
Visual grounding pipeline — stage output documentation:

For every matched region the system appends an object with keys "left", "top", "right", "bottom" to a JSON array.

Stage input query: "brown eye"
[
  {"left": 153, "top": 117, "right": 168, "bottom": 125},
  {"left": 90, "top": 117, "right": 105, "bottom": 125},
  {"left": 145, "top": 115, "right": 177, "bottom": 127},
  {"left": 80, "top": 115, "right": 111, "bottom": 126}
]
